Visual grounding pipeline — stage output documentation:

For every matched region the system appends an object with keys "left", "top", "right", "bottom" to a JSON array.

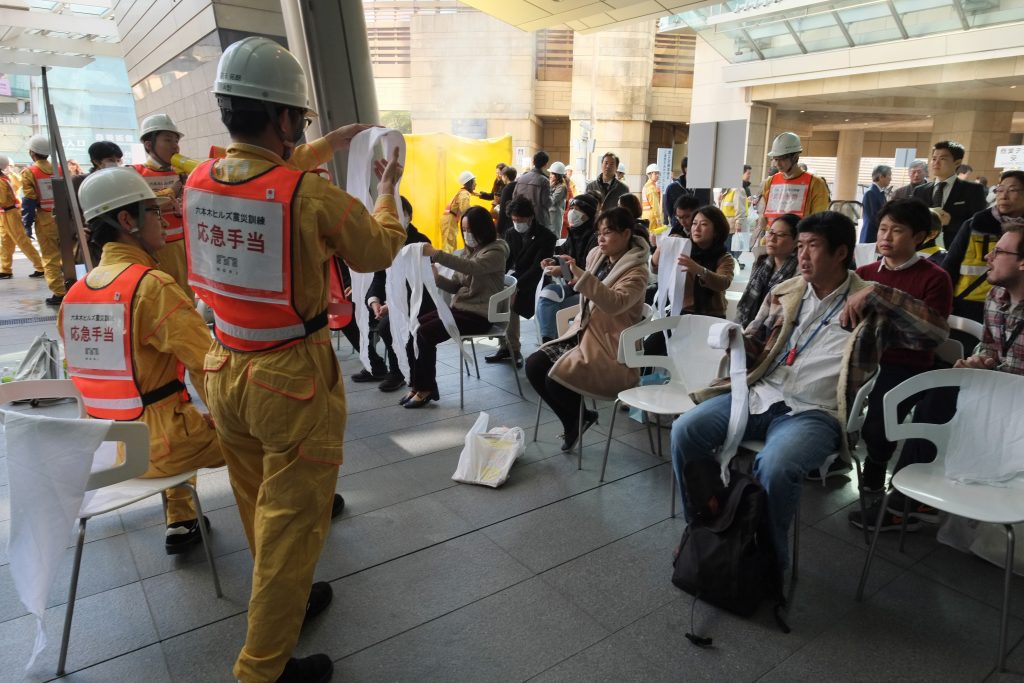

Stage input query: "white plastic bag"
[
  {"left": 14, "top": 333, "right": 61, "bottom": 381},
  {"left": 452, "top": 412, "right": 525, "bottom": 488}
]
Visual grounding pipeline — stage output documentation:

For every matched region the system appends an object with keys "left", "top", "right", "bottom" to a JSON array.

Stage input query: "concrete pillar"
[
  {"left": 569, "top": 21, "right": 655, "bottom": 190},
  {"left": 931, "top": 102, "right": 1015, "bottom": 184},
  {"left": 834, "top": 129, "right": 865, "bottom": 202}
]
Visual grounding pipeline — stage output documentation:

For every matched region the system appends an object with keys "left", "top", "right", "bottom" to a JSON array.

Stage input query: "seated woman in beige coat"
[{"left": 526, "top": 207, "right": 650, "bottom": 451}]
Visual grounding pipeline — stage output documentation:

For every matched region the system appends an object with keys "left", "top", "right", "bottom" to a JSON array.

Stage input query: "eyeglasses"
[
  {"left": 989, "top": 247, "right": 1024, "bottom": 259},
  {"left": 765, "top": 230, "right": 793, "bottom": 240},
  {"left": 993, "top": 186, "right": 1023, "bottom": 196},
  {"left": 143, "top": 206, "right": 163, "bottom": 215}
]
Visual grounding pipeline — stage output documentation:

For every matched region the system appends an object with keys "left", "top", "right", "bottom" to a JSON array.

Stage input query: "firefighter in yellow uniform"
[
  {"left": 0, "top": 154, "right": 43, "bottom": 280},
  {"left": 642, "top": 163, "right": 664, "bottom": 234},
  {"left": 21, "top": 134, "right": 66, "bottom": 305},
  {"left": 440, "top": 171, "right": 474, "bottom": 252},
  {"left": 59, "top": 167, "right": 224, "bottom": 554},
  {"left": 131, "top": 113, "right": 193, "bottom": 300},
  {"left": 184, "top": 37, "right": 405, "bottom": 683}
]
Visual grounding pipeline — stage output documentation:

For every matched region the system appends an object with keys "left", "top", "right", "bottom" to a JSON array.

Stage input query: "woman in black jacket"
[
  {"left": 535, "top": 193, "right": 599, "bottom": 342},
  {"left": 485, "top": 196, "right": 556, "bottom": 365}
]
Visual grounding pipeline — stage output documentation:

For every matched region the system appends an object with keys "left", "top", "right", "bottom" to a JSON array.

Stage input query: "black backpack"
[{"left": 672, "top": 461, "right": 788, "bottom": 642}]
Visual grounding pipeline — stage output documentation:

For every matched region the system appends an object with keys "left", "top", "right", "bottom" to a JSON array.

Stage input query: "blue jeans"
[
  {"left": 535, "top": 284, "right": 579, "bottom": 340},
  {"left": 671, "top": 393, "right": 841, "bottom": 569}
]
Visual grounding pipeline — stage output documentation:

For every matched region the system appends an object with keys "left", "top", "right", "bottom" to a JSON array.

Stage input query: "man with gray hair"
[
  {"left": 892, "top": 159, "right": 928, "bottom": 200},
  {"left": 860, "top": 164, "right": 891, "bottom": 242}
]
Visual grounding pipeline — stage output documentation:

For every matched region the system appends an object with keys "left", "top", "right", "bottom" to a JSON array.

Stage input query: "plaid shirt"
[{"left": 977, "top": 286, "right": 1024, "bottom": 375}]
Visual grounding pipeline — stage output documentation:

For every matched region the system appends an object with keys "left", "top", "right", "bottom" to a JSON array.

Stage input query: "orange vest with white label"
[
  {"left": 62, "top": 263, "right": 185, "bottom": 420},
  {"left": 29, "top": 163, "right": 55, "bottom": 212},
  {"left": 763, "top": 172, "right": 814, "bottom": 223},
  {"left": 132, "top": 164, "right": 185, "bottom": 242},
  {"left": 183, "top": 160, "right": 329, "bottom": 352}
]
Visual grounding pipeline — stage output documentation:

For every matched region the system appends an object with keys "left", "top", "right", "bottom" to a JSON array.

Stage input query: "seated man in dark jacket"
[
  {"left": 353, "top": 196, "right": 435, "bottom": 392},
  {"left": 487, "top": 196, "right": 556, "bottom": 366},
  {"left": 535, "top": 193, "right": 599, "bottom": 342}
]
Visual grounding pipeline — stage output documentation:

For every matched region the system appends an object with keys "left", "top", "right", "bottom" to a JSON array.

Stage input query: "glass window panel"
[{"left": 837, "top": 4, "right": 903, "bottom": 45}]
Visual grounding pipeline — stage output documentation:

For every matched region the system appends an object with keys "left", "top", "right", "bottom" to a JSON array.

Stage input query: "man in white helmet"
[
  {"left": 131, "top": 113, "right": 193, "bottom": 299},
  {"left": 0, "top": 154, "right": 44, "bottom": 280},
  {"left": 60, "top": 167, "right": 224, "bottom": 556},
  {"left": 440, "top": 170, "right": 476, "bottom": 251},
  {"left": 21, "top": 134, "right": 67, "bottom": 304},
  {"left": 183, "top": 36, "right": 405, "bottom": 683},
  {"left": 642, "top": 163, "right": 664, "bottom": 234},
  {"left": 756, "top": 132, "right": 831, "bottom": 243}
]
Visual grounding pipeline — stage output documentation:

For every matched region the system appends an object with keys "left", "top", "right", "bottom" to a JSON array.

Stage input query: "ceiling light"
[{"left": 799, "top": 110, "right": 805, "bottom": 113}]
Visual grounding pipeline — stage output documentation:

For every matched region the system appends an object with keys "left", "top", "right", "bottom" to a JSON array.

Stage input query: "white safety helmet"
[
  {"left": 768, "top": 132, "right": 802, "bottom": 157},
  {"left": 617, "top": 163, "right": 626, "bottom": 173},
  {"left": 458, "top": 170, "right": 475, "bottom": 186},
  {"left": 549, "top": 161, "right": 566, "bottom": 175},
  {"left": 0, "top": 154, "right": 8, "bottom": 171},
  {"left": 646, "top": 163, "right": 659, "bottom": 175},
  {"left": 213, "top": 36, "right": 317, "bottom": 116},
  {"left": 78, "top": 167, "right": 169, "bottom": 223},
  {"left": 28, "top": 134, "right": 50, "bottom": 156},
  {"left": 139, "top": 113, "right": 183, "bottom": 141}
]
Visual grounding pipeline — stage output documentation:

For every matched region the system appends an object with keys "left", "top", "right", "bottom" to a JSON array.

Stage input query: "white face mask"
[
  {"left": 512, "top": 221, "right": 530, "bottom": 234},
  {"left": 462, "top": 231, "right": 478, "bottom": 249},
  {"left": 567, "top": 209, "right": 587, "bottom": 227}
]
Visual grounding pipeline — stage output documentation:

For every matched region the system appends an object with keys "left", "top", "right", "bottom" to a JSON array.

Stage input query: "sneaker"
[
  {"left": 28, "top": 270, "right": 44, "bottom": 278},
  {"left": 888, "top": 499, "right": 940, "bottom": 524},
  {"left": 805, "top": 459, "right": 852, "bottom": 483},
  {"left": 0, "top": 272, "right": 11, "bottom": 279},
  {"left": 275, "top": 654, "right": 333, "bottom": 683},
  {"left": 378, "top": 372, "right": 406, "bottom": 393},
  {"left": 44, "top": 295, "right": 64, "bottom": 306},
  {"left": 351, "top": 368, "right": 386, "bottom": 383},
  {"left": 304, "top": 581, "right": 333, "bottom": 624},
  {"left": 848, "top": 500, "right": 921, "bottom": 533},
  {"left": 165, "top": 515, "right": 210, "bottom": 555},
  {"left": 331, "top": 493, "right": 345, "bottom": 519}
]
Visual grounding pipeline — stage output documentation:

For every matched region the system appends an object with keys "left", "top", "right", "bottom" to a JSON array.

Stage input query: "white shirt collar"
[
  {"left": 936, "top": 174, "right": 956, "bottom": 185},
  {"left": 878, "top": 254, "right": 921, "bottom": 272}
]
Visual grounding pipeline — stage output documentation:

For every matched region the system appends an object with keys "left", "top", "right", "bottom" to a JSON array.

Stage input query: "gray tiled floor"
[{"left": 2, "top": 250, "right": 1024, "bottom": 682}]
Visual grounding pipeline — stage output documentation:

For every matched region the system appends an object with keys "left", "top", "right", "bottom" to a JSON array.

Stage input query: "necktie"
[{"left": 932, "top": 181, "right": 946, "bottom": 208}]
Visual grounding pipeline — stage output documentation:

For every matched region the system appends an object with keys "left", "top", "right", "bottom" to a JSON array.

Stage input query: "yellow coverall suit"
[
  {"left": 58, "top": 242, "right": 224, "bottom": 523},
  {"left": 642, "top": 179, "right": 664, "bottom": 234},
  {"left": 440, "top": 187, "right": 471, "bottom": 253},
  {"left": 0, "top": 175, "right": 42, "bottom": 275},
  {"left": 22, "top": 159, "right": 65, "bottom": 297},
  {"left": 137, "top": 158, "right": 193, "bottom": 301},
  {"left": 197, "top": 141, "right": 405, "bottom": 683}
]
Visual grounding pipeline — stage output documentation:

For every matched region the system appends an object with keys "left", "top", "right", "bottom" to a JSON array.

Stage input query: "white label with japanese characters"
[
  {"left": 766, "top": 182, "right": 808, "bottom": 216},
  {"left": 185, "top": 189, "right": 284, "bottom": 295},
  {"left": 63, "top": 303, "right": 127, "bottom": 372}
]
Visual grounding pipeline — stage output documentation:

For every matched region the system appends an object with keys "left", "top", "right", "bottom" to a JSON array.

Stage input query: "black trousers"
[
  {"left": 369, "top": 312, "right": 400, "bottom": 375},
  {"left": 525, "top": 350, "right": 582, "bottom": 432},
  {"left": 406, "top": 309, "right": 490, "bottom": 394}
]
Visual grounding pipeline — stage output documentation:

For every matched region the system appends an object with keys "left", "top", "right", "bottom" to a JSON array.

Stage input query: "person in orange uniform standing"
[
  {"left": 183, "top": 37, "right": 406, "bottom": 683},
  {"left": 0, "top": 154, "right": 43, "bottom": 280},
  {"left": 755, "top": 132, "right": 831, "bottom": 244},
  {"left": 21, "top": 134, "right": 66, "bottom": 305},
  {"left": 131, "top": 113, "right": 192, "bottom": 299},
  {"left": 59, "top": 167, "right": 224, "bottom": 554}
]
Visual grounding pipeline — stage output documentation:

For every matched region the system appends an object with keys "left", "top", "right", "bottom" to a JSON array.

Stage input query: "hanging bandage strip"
[
  {"left": 345, "top": 128, "right": 407, "bottom": 372},
  {"left": 707, "top": 321, "right": 749, "bottom": 485},
  {"left": 653, "top": 237, "right": 691, "bottom": 319},
  {"left": 384, "top": 244, "right": 418, "bottom": 382}
]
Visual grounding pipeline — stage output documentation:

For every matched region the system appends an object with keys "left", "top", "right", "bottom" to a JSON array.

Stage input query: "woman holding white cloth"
[{"left": 403, "top": 206, "right": 508, "bottom": 408}]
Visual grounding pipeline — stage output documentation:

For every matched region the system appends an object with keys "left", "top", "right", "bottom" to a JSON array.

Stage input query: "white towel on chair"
[{"left": 3, "top": 410, "right": 111, "bottom": 669}]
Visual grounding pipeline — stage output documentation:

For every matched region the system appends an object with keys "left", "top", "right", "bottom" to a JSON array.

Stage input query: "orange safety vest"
[
  {"left": 763, "top": 172, "right": 813, "bottom": 223},
  {"left": 62, "top": 263, "right": 185, "bottom": 420},
  {"left": 29, "top": 163, "right": 55, "bottom": 212},
  {"left": 183, "top": 160, "right": 329, "bottom": 352},
  {"left": 132, "top": 164, "right": 185, "bottom": 242},
  {"left": 327, "top": 258, "right": 354, "bottom": 331}
]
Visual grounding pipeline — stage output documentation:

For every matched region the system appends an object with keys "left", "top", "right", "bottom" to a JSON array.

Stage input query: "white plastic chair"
[
  {"left": 0, "top": 379, "right": 222, "bottom": 675},
  {"left": 948, "top": 314, "right": 984, "bottom": 348},
  {"left": 856, "top": 369, "right": 1024, "bottom": 673},
  {"left": 457, "top": 274, "right": 523, "bottom": 409}
]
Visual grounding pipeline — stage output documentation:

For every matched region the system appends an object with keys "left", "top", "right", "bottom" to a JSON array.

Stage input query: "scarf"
[
  {"left": 993, "top": 207, "right": 1024, "bottom": 227},
  {"left": 735, "top": 253, "right": 797, "bottom": 328},
  {"left": 689, "top": 241, "right": 728, "bottom": 313}
]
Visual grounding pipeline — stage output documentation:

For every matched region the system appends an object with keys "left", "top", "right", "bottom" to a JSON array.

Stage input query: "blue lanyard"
[{"left": 774, "top": 286, "right": 850, "bottom": 371}]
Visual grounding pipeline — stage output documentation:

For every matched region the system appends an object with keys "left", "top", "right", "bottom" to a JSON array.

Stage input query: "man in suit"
[
  {"left": 860, "top": 164, "right": 891, "bottom": 243},
  {"left": 892, "top": 159, "right": 928, "bottom": 200},
  {"left": 913, "top": 140, "right": 987, "bottom": 248}
]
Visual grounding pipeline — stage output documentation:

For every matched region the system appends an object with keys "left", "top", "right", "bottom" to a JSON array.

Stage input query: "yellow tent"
[{"left": 402, "top": 133, "right": 512, "bottom": 247}]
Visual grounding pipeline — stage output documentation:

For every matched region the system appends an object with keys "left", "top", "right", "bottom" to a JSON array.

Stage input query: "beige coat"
[{"left": 544, "top": 236, "right": 650, "bottom": 398}]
